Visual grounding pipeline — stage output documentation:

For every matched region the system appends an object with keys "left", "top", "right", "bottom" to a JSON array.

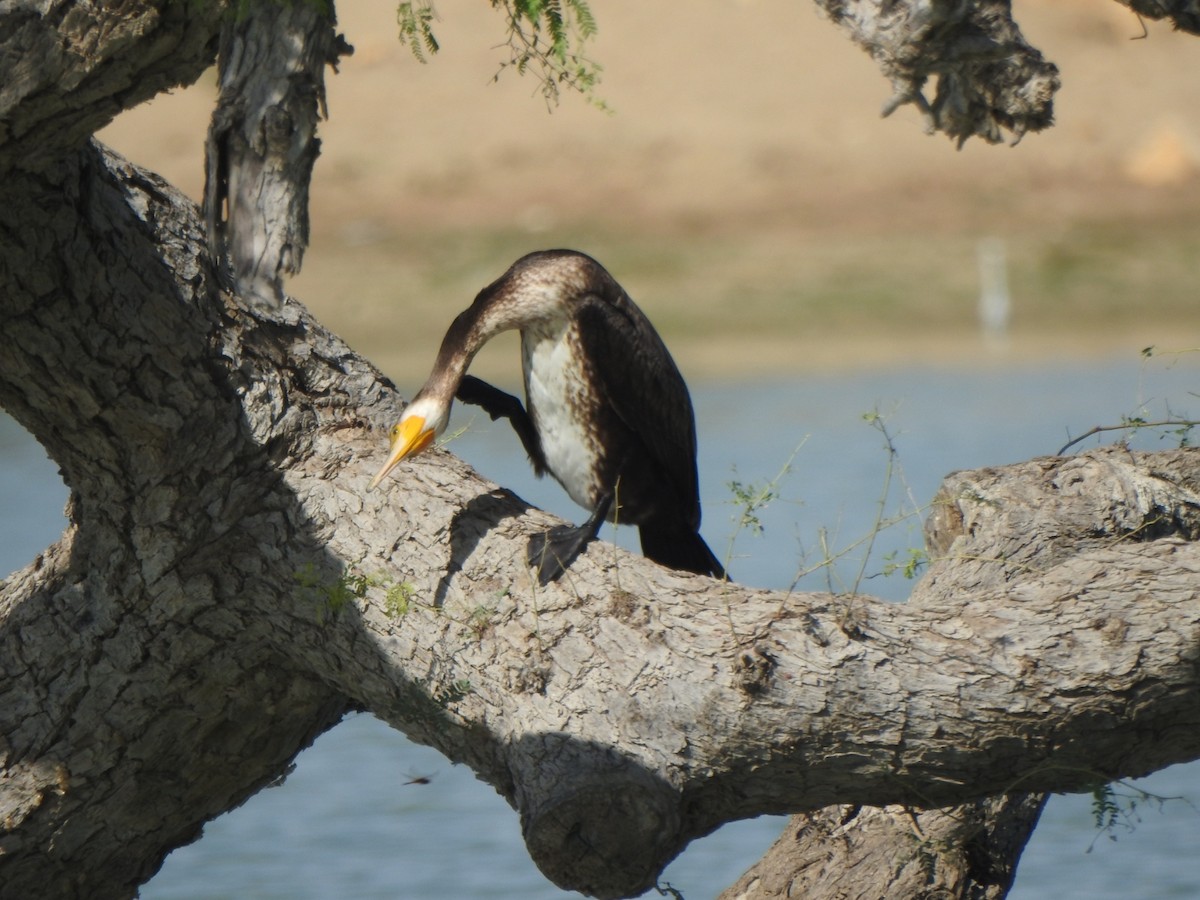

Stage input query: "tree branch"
[
  {"left": 4, "top": 4, "right": 1200, "bottom": 899},
  {"left": 203, "top": 1, "right": 352, "bottom": 306},
  {"left": 1116, "top": 0, "right": 1200, "bottom": 33},
  {"left": 4, "top": 144, "right": 1200, "bottom": 899},
  {"left": 0, "top": 1, "right": 222, "bottom": 173},
  {"left": 719, "top": 795, "right": 1047, "bottom": 900},
  {"left": 813, "top": 0, "right": 1060, "bottom": 146}
]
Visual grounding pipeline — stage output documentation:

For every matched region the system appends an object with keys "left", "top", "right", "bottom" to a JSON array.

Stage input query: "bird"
[{"left": 369, "top": 249, "right": 725, "bottom": 586}]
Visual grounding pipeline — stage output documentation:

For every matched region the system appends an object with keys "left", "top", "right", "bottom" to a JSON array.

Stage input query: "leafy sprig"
[
  {"left": 397, "top": 1, "right": 440, "bottom": 62},
  {"left": 396, "top": 0, "right": 606, "bottom": 108}
]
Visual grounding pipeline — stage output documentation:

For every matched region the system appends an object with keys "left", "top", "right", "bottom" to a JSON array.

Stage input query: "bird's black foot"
[
  {"left": 527, "top": 493, "right": 612, "bottom": 586},
  {"left": 527, "top": 523, "right": 595, "bottom": 586}
]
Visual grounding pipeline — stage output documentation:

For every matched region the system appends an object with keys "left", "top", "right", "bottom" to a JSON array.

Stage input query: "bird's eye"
[{"left": 390, "top": 423, "right": 403, "bottom": 440}]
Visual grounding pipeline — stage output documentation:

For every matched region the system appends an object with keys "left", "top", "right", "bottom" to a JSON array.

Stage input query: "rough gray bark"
[
  {"left": 5, "top": 147, "right": 1200, "bottom": 900},
  {"left": 0, "top": 2, "right": 222, "bottom": 173},
  {"left": 203, "top": 1, "right": 351, "bottom": 306},
  {"left": 3, "top": 3, "right": 1200, "bottom": 900},
  {"left": 718, "top": 441, "right": 1200, "bottom": 899},
  {"left": 811, "top": 0, "right": 1200, "bottom": 147},
  {"left": 719, "top": 795, "right": 1047, "bottom": 900},
  {"left": 0, "top": 143, "right": 361, "bottom": 898},
  {"left": 813, "top": 0, "right": 1060, "bottom": 146}
]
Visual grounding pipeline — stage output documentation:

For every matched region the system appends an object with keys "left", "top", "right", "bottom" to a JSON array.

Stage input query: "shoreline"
[{"left": 360, "top": 326, "right": 1187, "bottom": 388}]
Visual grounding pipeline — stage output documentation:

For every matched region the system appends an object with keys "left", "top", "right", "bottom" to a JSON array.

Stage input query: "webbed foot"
[{"left": 527, "top": 523, "right": 594, "bottom": 586}]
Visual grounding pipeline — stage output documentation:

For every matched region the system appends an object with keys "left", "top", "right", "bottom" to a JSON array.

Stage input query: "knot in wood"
[
  {"left": 737, "top": 645, "right": 778, "bottom": 696},
  {"left": 522, "top": 770, "right": 680, "bottom": 899}
]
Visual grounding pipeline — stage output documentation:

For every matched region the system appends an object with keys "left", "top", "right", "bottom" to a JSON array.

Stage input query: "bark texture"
[
  {"left": 720, "top": 795, "right": 1047, "bottom": 900},
  {"left": 1117, "top": 0, "right": 1200, "bottom": 33},
  {"left": 0, "top": 1, "right": 222, "bottom": 173},
  {"left": 721, "top": 446, "right": 1200, "bottom": 899},
  {"left": 4, "top": 146, "right": 1200, "bottom": 899},
  {"left": 0, "top": 143, "right": 360, "bottom": 898},
  {"left": 3, "top": 3, "right": 1200, "bottom": 900},
  {"left": 203, "top": 1, "right": 351, "bottom": 306},
  {"left": 813, "top": 0, "right": 1060, "bottom": 145}
]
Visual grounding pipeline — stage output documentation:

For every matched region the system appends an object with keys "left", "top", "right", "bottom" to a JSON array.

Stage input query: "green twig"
[{"left": 1057, "top": 418, "right": 1200, "bottom": 456}]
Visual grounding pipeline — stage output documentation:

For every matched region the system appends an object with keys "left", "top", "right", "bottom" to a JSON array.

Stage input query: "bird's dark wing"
[{"left": 574, "top": 287, "right": 702, "bottom": 527}]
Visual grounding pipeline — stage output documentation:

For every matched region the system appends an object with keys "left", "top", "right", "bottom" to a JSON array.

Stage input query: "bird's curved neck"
[
  {"left": 417, "top": 264, "right": 574, "bottom": 403},
  {"left": 419, "top": 303, "right": 501, "bottom": 403}
]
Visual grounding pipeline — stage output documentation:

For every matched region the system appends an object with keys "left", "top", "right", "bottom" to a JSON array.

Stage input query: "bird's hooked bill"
[{"left": 368, "top": 415, "right": 435, "bottom": 489}]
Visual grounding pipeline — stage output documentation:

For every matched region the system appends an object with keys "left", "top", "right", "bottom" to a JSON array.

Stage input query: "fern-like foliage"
[
  {"left": 397, "top": 1, "right": 440, "bottom": 62},
  {"left": 395, "top": 0, "right": 606, "bottom": 108},
  {"left": 494, "top": 0, "right": 605, "bottom": 108}
]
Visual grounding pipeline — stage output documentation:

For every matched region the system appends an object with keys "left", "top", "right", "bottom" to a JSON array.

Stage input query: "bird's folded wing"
[{"left": 575, "top": 291, "right": 702, "bottom": 526}]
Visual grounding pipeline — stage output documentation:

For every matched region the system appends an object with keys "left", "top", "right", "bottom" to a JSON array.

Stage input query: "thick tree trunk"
[
  {"left": 0, "top": 143, "right": 359, "bottom": 898},
  {"left": 721, "top": 444, "right": 1200, "bottom": 898},
  {"left": 3, "top": 3, "right": 1200, "bottom": 900},
  {"left": 5, "top": 146, "right": 1200, "bottom": 900},
  {"left": 719, "top": 795, "right": 1047, "bottom": 900}
]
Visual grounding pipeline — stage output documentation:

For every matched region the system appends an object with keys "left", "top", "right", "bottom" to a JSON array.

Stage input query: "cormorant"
[{"left": 370, "top": 249, "right": 725, "bottom": 585}]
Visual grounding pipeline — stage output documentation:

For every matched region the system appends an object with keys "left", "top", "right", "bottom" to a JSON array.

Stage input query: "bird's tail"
[{"left": 639, "top": 521, "right": 727, "bottom": 580}]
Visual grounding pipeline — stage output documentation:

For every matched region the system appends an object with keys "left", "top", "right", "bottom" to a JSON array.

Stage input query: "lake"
[{"left": 4, "top": 356, "right": 1199, "bottom": 898}]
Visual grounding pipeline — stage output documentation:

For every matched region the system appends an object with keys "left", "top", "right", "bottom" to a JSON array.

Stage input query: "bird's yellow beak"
[{"left": 369, "top": 415, "right": 436, "bottom": 489}]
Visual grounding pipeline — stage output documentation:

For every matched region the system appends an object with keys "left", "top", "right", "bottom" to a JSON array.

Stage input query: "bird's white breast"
[{"left": 522, "top": 322, "right": 601, "bottom": 511}]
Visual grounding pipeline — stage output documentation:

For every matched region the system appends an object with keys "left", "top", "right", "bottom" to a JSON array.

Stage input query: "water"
[{"left": 3, "top": 357, "right": 1199, "bottom": 898}]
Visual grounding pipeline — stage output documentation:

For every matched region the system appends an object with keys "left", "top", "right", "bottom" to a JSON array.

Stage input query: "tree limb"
[
  {"left": 719, "top": 795, "right": 1047, "bottom": 900},
  {"left": 4, "top": 4, "right": 1200, "bottom": 900},
  {"left": 1116, "top": 0, "right": 1200, "bottom": 33},
  {"left": 0, "top": 1, "right": 222, "bottom": 173},
  {"left": 4, "top": 143, "right": 1200, "bottom": 899},
  {"left": 813, "top": 0, "right": 1060, "bottom": 146},
  {"left": 203, "top": 1, "right": 352, "bottom": 306}
]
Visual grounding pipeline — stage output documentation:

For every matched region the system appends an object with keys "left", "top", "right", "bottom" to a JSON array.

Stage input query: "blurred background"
[
  {"left": 13, "top": 0, "right": 1200, "bottom": 896},
  {"left": 99, "top": 0, "right": 1200, "bottom": 385}
]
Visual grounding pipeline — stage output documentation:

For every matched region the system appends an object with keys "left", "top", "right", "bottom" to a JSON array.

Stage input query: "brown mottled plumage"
[{"left": 370, "top": 250, "right": 725, "bottom": 585}]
